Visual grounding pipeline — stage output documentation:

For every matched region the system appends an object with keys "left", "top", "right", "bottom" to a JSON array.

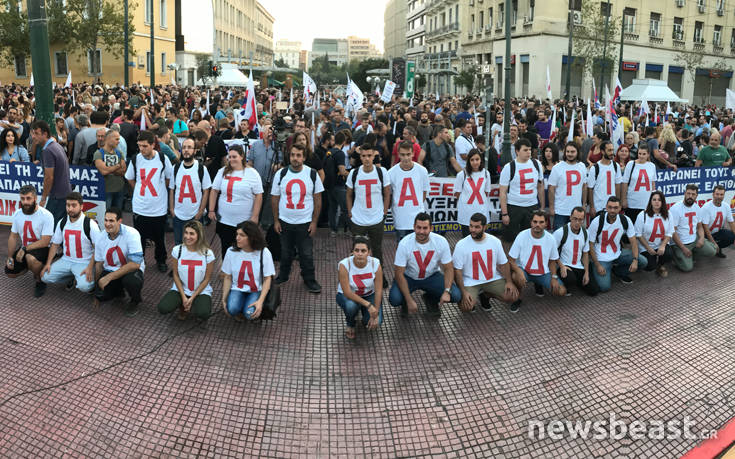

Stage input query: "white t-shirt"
[
  {"left": 347, "top": 165, "right": 391, "bottom": 226},
  {"left": 94, "top": 224, "right": 145, "bottom": 272},
  {"left": 552, "top": 224, "right": 589, "bottom": 269},
  {"left": 700, "top": 200, "right": 734, "bottom": 234},
  {"left": 454, "top": 134, "right": 476, "bottom": 169},
  {"left": 454, "top": 170, "right": 491, "bottom": 225},
  {"left": 169, "top": 160, "right": 213, "bottom": 220},
  {"left": 271, "top": 166, "right": 324, "bottom": 224},
  {"left": 634, "top": 212, "right": 674, "bottom": 250},
  {"left": 452, "top": 234, "right": 508, "bottom": 286},
  {"left": 221, "top": 247, "right": 276, "bottom": 293},
  {"left": 509, "top": 229, "right": 559, "bottom": 275},
  {"left": 10, "top": 206, "right": 54, "bottom": 246},
  {"left": 211, "top": 167, "right": 263, "bottom": 226},
  {"left": 337, "top": 256, "right": 380, "bottom": 296},
  {"left": 499, "top": 159, "right": 543, "bottom": 207},
  {"left": 548, "top": 161, "right": 588, "bottom": 216},
  {"left": 588, "top": 213, "right": 636, "bottom": 262},
  {"left": 394, "top": 232, "right": 452, "bottom": 280},
  {"left": 388, "top": 163, "right": 430, "bottom": 230},
  {"left": 171, "top": 245, "right": 215, "bottom": 296},
  {"left": 622, "top": 161, "right": 657, "bottom": 209},
  {"left": 124, "top": 152, "right": 174, "bottom": 217},
  {"left": 587, "top": 161, "right": 623, "bottom": 212},
  {"left": 669, "top": 202, "right": 702, "bottom": 245},
  {"left": 51, "top": 216, "right": 101, "bottom": 263}
]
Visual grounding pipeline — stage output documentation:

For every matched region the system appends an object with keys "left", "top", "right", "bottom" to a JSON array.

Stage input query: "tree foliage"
[
  {"left": 0, "top": 1, "right": 29, "bottom": 65},
  {"left": 571, "top": 0, "right": 621, "bottom": 89},
  {"left": 416, "top": 74, "right": 427, "bottom": 92},
  {"left": 673, "top": 50, "right": 705, "bottom": 87},
  {"left": 307, "top": 55, "right": 388, "bottom": 91},
  {"left": 454, "top": 67, "right": 476, "bottom": 94},
  {"left": 196, "top": 54, "right": 214, "bottom": 85}
]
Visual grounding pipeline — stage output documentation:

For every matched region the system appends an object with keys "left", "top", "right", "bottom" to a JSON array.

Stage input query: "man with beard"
[
  {"left": 169, "top": 138, "right": 212, "bottom": 245},
  {"left": 453, "top": 213, "right": 521, "bottom": 314},
  {"left": 587, "top": 140, "right": 622, "bottom": 216},
  {"left": 5, "top": 186, "right": 55, "bottom": 297},
  {"left": 389, "top": 213, "right": 461, "bottom": 318},
  {"left": 701, "top": 184, "right": 735, "bottom": 257},
  {"left": 40, "top": 192, "right": 101, "bottom": 293},
  {"left": 416, "top": 111, "right": 433, "bottom": 146},
  {"left": 548, "top": 142, "right": 588, "bottom": 231},
  {"left": 669, "top": 184, "right": 718, "bottom": 272}
]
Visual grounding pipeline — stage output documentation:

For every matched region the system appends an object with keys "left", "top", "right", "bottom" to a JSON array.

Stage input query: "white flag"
[
  {"left": 727, "top": 89, "right": 735, "bottom": 110},
  {"left": 586, "top": 99, "right": 593, "bottom": 138},
  {"left": 72, "top": 90, "right": 75, "bottom": 107},
  {"left": 303, "top": 72, "right": 317, "bottom": 105},
  {"left": 310, "top": 111, "right": 315, "bottom": 150},
  {"left": 567, "top": 108, "right": 575, "bottom": 142},
  {"left": 29, "top": 73, "right": 34, "bottom": 87},
  {"left": 289, "top": 87, "right": 294, "bottom": 110},
  {"left": 64, "top": 71, "right": 72, "bottom": 88},
  {"left": 546, "top": 65, "right": 552, "bottom": 100},
  {"left": 140, "top": 110, "right": 146, "bottom": 131},
  {"left": 206, "top": 89, "right": 210, "bottom": 115}
]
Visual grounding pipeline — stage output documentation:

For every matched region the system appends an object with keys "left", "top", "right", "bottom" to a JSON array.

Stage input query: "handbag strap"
[{"left": 259, "top": 249, "right": 263, "bottom": 286}]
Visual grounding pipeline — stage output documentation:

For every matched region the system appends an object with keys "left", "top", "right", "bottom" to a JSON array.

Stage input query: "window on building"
[
  {"left": 159, "top": 0, "right": 167, "bottom": 27},
  {"left": 499, "top": 3, "right": 504, "bottom": 26},
  {"left": 449, "top": 8, "right": 452, "bottom": 23},
  {"left": 600, "top": 2, "right": 611, "bottom": 17},
  {"left": 716, "top": 0, "right": 724, "bottom": 11},
  {"left": 570, "top": 0, "right": 582, "bottom": 10},
  {"left": 714, "top": 25, "right": 722, "bottom": 45},
  {"left": 161, "top": 52, "right": 166, "bottom": 74},
  {"left": 146, "top": 51, "right": 151, "bottom": 74},
  {"left": 144, "top": 0, "right": 151, "bottom": 23},
  {"left": 694, "top": 21, "right": 704, "bottom": 42},
  {"left": 512, "top": 0, "right": 517, "bottom": 24},
  {"left": 489, "top": 8, "right": 493, "bottom": 28},
  {"left": 697, "top": 0, "right": 705, "bottom": 6},
  {"left": 14, "top": 55, "right": 26, "bottom": 77},
  {"left": 479, "top": 11, "right": 484, "bottom": 27},
  {"left": 471, "top": 13, "right": 475, "bottom": 30},
  {"left": 649, "top": 12, "right": 661, "bottom": 36},
  {"left": 673, "top": 17, "right": 684, "bottom": 40},
  {"left": 731, "top": 28, "right": 735, "bottom": 47},
  {"left": 87, "top": 49, "right": 101, "bottom": 75},
  {"left": 623, "top": 8, "right": 636, "bottom": 33},
  {"left": 54, "top": 51, "right": 68, "bottom": 76},
  {"left": 529, "top": 0, "right": 534, "bottom": 20}
]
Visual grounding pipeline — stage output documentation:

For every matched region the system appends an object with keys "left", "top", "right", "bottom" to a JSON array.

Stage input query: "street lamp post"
[
  {"left": 599, "top": 0, "right": 611, "bottom": 94},
  {"left": 124, "top": 0, "right": 129, "bottom": 87},
  {"left": 500, "top": 0, "right": 513, "bottom": 165},
  {"left": 150, "top": 0, "right": 155, "bottom": 89},
  {"left": 27, "top": 0, "right": 54, "bottom": 134}
]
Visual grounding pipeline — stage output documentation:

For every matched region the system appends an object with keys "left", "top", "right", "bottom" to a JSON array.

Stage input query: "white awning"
[
  {"left": 619, "top": 79, "right": 688, "bottom": 103},
  {"left": 196, "top": 63, "right": 250, "bottom": 87}
]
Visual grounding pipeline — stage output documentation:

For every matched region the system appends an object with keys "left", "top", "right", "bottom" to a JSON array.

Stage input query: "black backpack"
[
  {"left": 278, "top": 167, "right": 317, "bottom": 189},
  {"left": 322, "top": 148, "right": 341, "bottom": 189},
  {"left": 58, "top": 215, "right": 93, "bottom": 250},
  {"left": 88, "top": 146, "right": 122, "bottom": 168},
  {"left": 131, "top": 151, "right": 167, "bottom": 180},
  {"left": 558, "top": 224, "right": 588, "bottom": 253},
  {"left": 173, "top": 161, "right": 206, "bottom": 190},
  {"left": 509, "top": 158, "right": 542, "bottom": 181},
  {"left": 594, "top": 211, "right": 629, "bottom": 243},
  {"left": 593, "top": 161, "right": 619, "bottom": 182},
  {"left": 350, "top": 165, "right": 386, "bottom": 197}
]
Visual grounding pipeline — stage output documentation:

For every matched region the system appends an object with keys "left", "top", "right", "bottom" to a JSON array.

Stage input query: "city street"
[{"left": 0, "top": 221, "right": 732, "bottom": 457}]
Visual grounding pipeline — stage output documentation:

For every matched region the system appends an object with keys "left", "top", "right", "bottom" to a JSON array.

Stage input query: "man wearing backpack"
[
  {"left": 548, "top": 142, "right": 588, "bottom": 231},
  {"left": 499, "top": 138, "right": 544, "bottom": 244},
  {"left": 454, "top": 118, "right": 476, "bottom": 169},
  {"left": 423, "top": 127, "right": 460, "bottom": 177},
  {"left": 93, "top": 130, "right": 127, "bottom": 211},
  {"left": 40, "top": 192, "right": 102, "bottom": 293},
  {"left": 587, "top": 140, "right": 622, "bottom": 216},
  {"left": 125, "top": 130, "right": 174, "bottom": 273},
  {"left": 588, "top": 196, "right": 647, "bottom": 292},
  {"left": 324, "top": 131, "right": 350, "bottom": 237},
  {"left": 168, "top": 138, "right": 212, "bottom": 245},
  {"left": 553, "top": 206, "right": 599, "bottom": 296}
]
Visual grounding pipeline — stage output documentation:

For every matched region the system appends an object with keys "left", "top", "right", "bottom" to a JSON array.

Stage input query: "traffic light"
[{"left": 211, "top": 64, "right": 220, "bottom": 78}]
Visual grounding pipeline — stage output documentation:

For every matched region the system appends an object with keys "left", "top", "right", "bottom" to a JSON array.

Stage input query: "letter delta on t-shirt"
[
  {"left": 509, "top": 229, "right": 559, "bottom": 275},
  {"left": 394, "top": 232, "right": 452, "bottom": 280},
  {"left": 700, "top": 200, "right": 734, "bottom": 234},
  {"left": 669, "top": 201, "right": 702, "bottom": 245},
  {"left": 634, "top": 212, "right": 674, "bottom": 250},
  {"left": 169, "top": 160, "right": 213, "bottom": 221},
  {"left": 211, "top": 167, "right": 263, "bottom": 226},
  {"left": 51, "top": 216, "right": 101, "bottom": 263},
  {"left": 221, "top": 247, "right": 276, "bottom": 293},
  {"left": 547, "top": 162, "right": 588, "bottom": 216},
  {"left": 347, "top": 165, "right": 391, "bottom": 226},
  {"left": 623, "top": 161, "right": 657, "bottom": 210},
  {"left": 172, "top": 245, "right": 215, "bottom": 297},
  {"left": 10, "top": 206, "right": 54, "bottom": 247},
  {"left": 587, "top": 162, "right": 623, "bottom": 212},
  {"left": 452, "top": 233, "right": 507, "bottom": 286},
  {"left": 552, "top": 225, "right": 589, "bottom": 270},
  {"left": 94, "top": 224, "right": 145, "bottom": 272},
  {"left": 454, "top": 170, "right": 491, "bottom": 225},
  {"left": 387, "top": 163, "right": 430, "bottom": 230},
  {"left": 271, "top": 166, "right": 325, "bottom": 224},
  {"left": 499, "top": 159, "right": 543, "bottom": 207},
  {"left": 124, "top": 152, "right": 174, "bottom": 217},
  {"left": 588, "top": 213, "right": 636, "bottom": 262},
  {"left": 337, "top": 256, "right": 380, "bottom": 297}
]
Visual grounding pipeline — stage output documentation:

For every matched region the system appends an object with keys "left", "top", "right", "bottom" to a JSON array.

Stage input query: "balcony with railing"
[
  {"left": 406, "top": 0, "right": 426, "bottom": 19},
  {"left": 693, "top": 36, "right": 706, "bottom": 51},
  {"left": 406, "top": 24, "right": 426, "bottom": 38},
  {"left": 673, "top": 29, "right": 685, "bottom": 47},
  {"left": 406, "top": 45, "right": 425, "bottom": 56},
  {"left": 425, "top": 21, "right": 460, "bottom": 40},
  {"left": 623, "top": 23, "right": 638, "bottom": 41},
  {"left": 649, "top": 28, "right": 663, "bottom": 45},
  {"left": 713, "top": 39, "right": 723, "bottom": 53}
]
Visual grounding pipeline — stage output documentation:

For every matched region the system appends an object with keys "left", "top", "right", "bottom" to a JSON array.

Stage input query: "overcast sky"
[{"left": 260, "top": 0, "right": 389, "bottom": 52}]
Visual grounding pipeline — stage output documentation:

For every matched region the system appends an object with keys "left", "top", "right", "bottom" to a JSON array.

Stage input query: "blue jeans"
[
  {"left": 45, "top": 197, "right": 67, "bottom": 226},
  {"left": 522, "top": 270, "right": 564, "bottom": 291},
  {"left": 336, "top": 292, "right": 383, "bottom": 328},
  {"left": 327, "top": 186, "right": 347, "bottom": 232},
  {"left": 41, "top": 258, "right": 95, "bottom": 292},
  {"left": 395, "top": 229, "right": 414, "bottom": 242},
  {"left": 105, "top": 191, "right": 124, "bottom": 212},
  {"left": 593, "top": 249, "right": 648, "bottom": 292},
  {"left": 552, "top": 214, "right": 570, "bottom": 232},
  {"left": 389, "top": 271, "right": 461, "bottom": 306},
  {"left": 172, "top": 216, "right": 187, "bottom": 245},
  {"left": 226, "top": 289, "right": 261, "bottom": 319}
]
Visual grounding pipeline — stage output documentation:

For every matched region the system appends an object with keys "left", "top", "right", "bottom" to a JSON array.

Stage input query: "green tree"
[
  {"left": 0, "top": 1, "right": 29, "bottom": 66},
  {"left": 345, "top": 58, "right": 389, "bottom": 93},
  {"left": 196, "top": 54, "right": 213, "bottom": 85},
  {"left": 274, "top": 58, "right": 287, "bottom": 68},
  {"left": 454, "top": 67, "right": 476, "bottom": 94},
  {"left": 571, "top": 0, "right": 621, "bottom": 91}
]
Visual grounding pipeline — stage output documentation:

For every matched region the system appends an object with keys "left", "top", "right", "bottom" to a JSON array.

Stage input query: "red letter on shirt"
[
  {"left": 224, "top": 175, "right": 242, "bottom": 203},
  {"left": 649, "top": 218, "right": 666, "bottom": 242},
  {"left": 139, "top": 168, "right": 158, "bottom": 197},
  {"left": 471, "top": 250, "right": 493, "bottom": 280},
  {"left": 600, "top": 229, "right": 619, "bottom": 254},
  {"left": 571, "top": 239, "right": 580, "bottom": 266},
  {"left": 358, "top": 179, "right": 378, "bottom": 208},
  {"left": 565, "top": 170, "right": 581, "bottom": 196},
  {"left": 467, "top": 177, "right": 485, "bottom": 204},
  {"left": 413, "top": 250, "right": 435, "bottom": 279},
  {"left": 398, "top": 178, "right": 419, "bottom": 206},
  {"left": 710, "top": 211, "right": 724, "bottom": 233},
  {"left": 634, "top": 169, "right": 650, "bottom": 192},
  {"left": 285, "top": 179, "right": 307, "bottom": 209},
  {"left": 106, "top": 246, "right": 127, "bottom": 267},
  {"left": 237, "top": 260, "right": 257, "bottom": 291},
  {"left": 353, "top": 272, "right": 373, "bottom": 296},
  {"left": 22, "top": 221, "right": 38, "bottom": 246},
  {"left": 64, "top": 229, "right": 82, "bottom": 257},
  {"left": 178, "top": 175, "right": 197, "bottom": 203},
  {"left": 518, "top": 168, "right": 535, "bottom": 195},
  {"left": 606, "top": 170, "right": 613, "bottom": 195},
  {"left": 685, "top": 211, "right": 697, "bottom": 234},
  {"left": 524, "top": 245, "right": 545, "bottom": 275},
  {"left": 180, "top": 259, "right": 203, "bottom": 291}
]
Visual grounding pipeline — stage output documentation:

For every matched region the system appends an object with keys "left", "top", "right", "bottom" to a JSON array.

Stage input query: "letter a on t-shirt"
[{"left": 398, "top": 178, "right": 419, "bottom": 206}]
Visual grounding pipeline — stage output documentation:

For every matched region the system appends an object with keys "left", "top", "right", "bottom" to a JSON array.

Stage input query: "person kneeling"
[
  {"left": 337, "top": 236, "right": 384, "bottom": 340},
  {"left": 158, "top": 220, "right": 215, "bottom": 320},
  {"left": 221, "top": 221, "right": 275, "bottom": 321}
]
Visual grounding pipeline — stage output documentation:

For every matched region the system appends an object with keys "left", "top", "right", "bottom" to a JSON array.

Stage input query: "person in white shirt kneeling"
[{"left": 337, "top": 236, "right": 384, "bottom": 340}]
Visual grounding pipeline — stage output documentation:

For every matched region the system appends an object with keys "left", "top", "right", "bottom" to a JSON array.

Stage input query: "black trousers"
[
  {"left": 133, "top": 214, "right": 167, "bottom": 264},
  {"left": 95, "top": 269, "right": 144, "bottom": 303},
  {"left": 560, "top": 266, "right": 599, "bottom": 296},
  {"left": 278, "top": 220, "right": 315, "bottom": 282},
  {"left": 216, "top": 222, "right": 237, "bottom": 257},
  {"left": 641, "top": 247, "right": 673, "bottom": 271}
]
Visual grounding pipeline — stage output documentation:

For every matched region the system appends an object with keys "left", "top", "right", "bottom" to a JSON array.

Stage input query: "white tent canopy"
[
  {"left": 619, "top": 79, "right": 688, "bottom": 103},
  {"left": 196, "top": 63, "right": 249, "bottom": 87}
]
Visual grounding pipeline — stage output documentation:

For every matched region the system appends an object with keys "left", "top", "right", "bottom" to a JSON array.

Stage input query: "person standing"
[
  {"left": 553, "top": 206, "right": 599, "bottom": 296},
  {"left": 548, "top": 142, "right": 588, "bottom": 231},
  {"left": 621, "top": 143, "right": 657, "bottom": 222},
  {"left": 125, "top": 130, "right": 174, "bottom": 272},
  {"left": 324, "top": 131, "right": 350, "bottom": 236},
  {"left": 669, "top": 184, "right": 718, "bottom": 272},
  {"left": 388, "top": 141, "right": 430, "bottom": 241},
  {"left": 586, "top": 140, "right": 622, "bottom": 216},
  {"left": 695, "top": 131, "right": 732, "bottom": 167},
  {"left": 701, "top": 184, "right": 735, "bottom": 257},
  {"left": 337, "top": 236, "right": 384, "bottom": 340},
  {"left": 423, "top": 126, "right": 460, "bottom": 177},
  {"left": 169, "top": 138, "right": 212, "bottom": 245},
  {"left": 271, "top": 143, "right": 324, "bottom": 293},
  {"left": 93, "top": 130, "right": 127, "bottom": 211},
  {"left": 453, "top": 149, "right": 491, "bottom": 237},
  {"left": 499, "top": 138, "right": 544, "bottom": 244},
  {"left": 454, "top": 118, "right": 477, "bottom": 170},
  {"left": 634, "top": 191, "right": 674, "bottom": 278},
  {"left": 31, "top": 120, "right": 72, "bottom": 225}
]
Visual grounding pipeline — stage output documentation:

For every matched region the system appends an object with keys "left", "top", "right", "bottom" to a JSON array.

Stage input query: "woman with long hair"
[
  {"left": 221, "top": 221, "right": 275, "bottom": 321},
  {"left": 656, "top": 124, "right": 678, "bottom": 169},
  {"left": 634, "top": 191, "right": 673, "bottom": 278},
  {"left": 54, "top": 118, "right": 69, "bottom": 155},
  {"left": 615, "top": 144, "right": 632, "bottom": 172},
  {"left": 157, "top": 220, "right": 215, "bottom": 320},
  {"left": 0, "top": 128, "right": 29, "bottom": 162},
  {"left": 541, "top": 142, "right": 560, "bottom": 212},
  {"left": 337, "top": 236, "right": 383, "bottom": 340},
  {"left": 453, "top": 148, "right": 491, "bottom": 237},
  {"left": 208, "top": 144, "right": 264, "bottom": 256}
]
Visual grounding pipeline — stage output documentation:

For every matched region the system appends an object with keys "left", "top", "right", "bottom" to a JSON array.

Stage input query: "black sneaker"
[
  {"left": 65, "top": 279, "right": 75, "bottom": 291},
  {"left": 34, "top": 281, "right": 47, "bottom": 298},
  {"left": 716, "top": 250, "right": 727, "bottom": 258},
  {"left": 124, "top": 301, "right": 140, "bottom": 317},
  {"left": 399, "top": 302, "right": 408, "bottom": 318},
  {"left": 275, "top": 276, "right": 288, "bottom": 285},
  {"left": 534, "top": 283, "right": 545, "bottom": 297},
  {"left": 305, "top": 279, "right": 322, "bottom": 293},
  {"left": 509, "top": 300, "right": 522, "bottom": 313},
  {"left": 157, "top": 262, "right": 168, "bottom": 273},
  {"left": 479, "top": 294, "right": 492, "bottom": 312},
  {"left": 383, "top": 276, "right": 389, "bottom": 289},
  {"left": 619, "top": 275, "right": 633, "bottom": 284},
  {"left": 422, "top": 293, "right": 441, "bottom": 318}
]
